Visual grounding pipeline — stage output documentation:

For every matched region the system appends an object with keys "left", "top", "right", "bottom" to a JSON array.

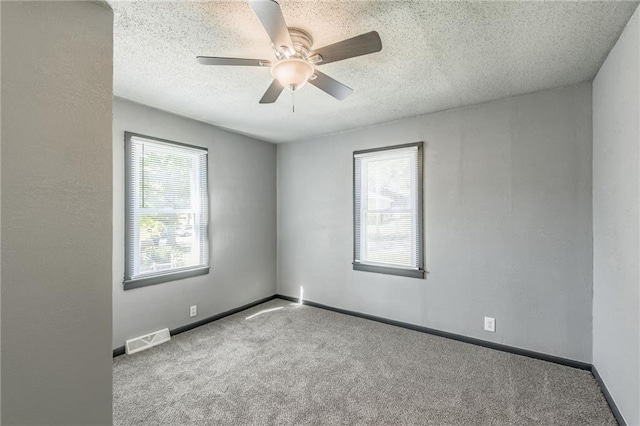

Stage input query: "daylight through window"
[
  {"left": 353, "top": 142, "right": 424, "bottom": 278},
  {"left": 124, "top": 132, "right": 209, "bottom": 289}
]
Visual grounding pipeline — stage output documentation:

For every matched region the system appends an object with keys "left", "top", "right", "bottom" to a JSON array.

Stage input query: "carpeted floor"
[{"left": 113, "top": 298, "right": 616, "bottom": 425}]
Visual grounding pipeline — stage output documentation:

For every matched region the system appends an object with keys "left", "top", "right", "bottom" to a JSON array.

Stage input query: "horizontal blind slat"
[
  {"left": 125, "top": 134, "right": 209, "bottom": 283},
  {"left": 354, "top": 145, "right": 420, "bottom": 270}
]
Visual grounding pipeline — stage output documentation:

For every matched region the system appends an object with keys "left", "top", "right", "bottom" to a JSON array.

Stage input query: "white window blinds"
[
  {"left": 125, "top": 133, "right": 209, "bottom": 288},
  {"left": 354, "top": 143, "right": 424, "bottom": 278}
]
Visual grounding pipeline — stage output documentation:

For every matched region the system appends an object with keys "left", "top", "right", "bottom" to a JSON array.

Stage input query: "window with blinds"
[
  {"left": 353, "top": 142, "right": 424, "bottom": 278},
  {"left": 124, "top": 132, "right": 209, "bottom": 289}
]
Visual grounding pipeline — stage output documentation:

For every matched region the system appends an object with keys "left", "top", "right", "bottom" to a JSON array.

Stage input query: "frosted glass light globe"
[{"left": 271, "top": 58, "right": 314, "bottom": 90}]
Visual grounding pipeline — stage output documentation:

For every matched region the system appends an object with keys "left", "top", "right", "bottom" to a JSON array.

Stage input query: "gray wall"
[
  {"left": 112, "top": 98, "right": 277, "bottom": 349},
  {"left": 1, "top": 2, "right": 113, "bottom": 424},
  {"left": 278, "top": 83, "right": 593, "bottom": 362},
  {"left": 0, "top": 1, "right": 3, "bottom": 419},
  {"left": 593, "top": 5, "right": 640, "bottom": 425}
]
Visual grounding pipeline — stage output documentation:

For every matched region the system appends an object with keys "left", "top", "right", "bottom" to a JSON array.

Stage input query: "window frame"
[
  {"left": 352, "top": 142, "right": 425, "bottom": 279},
  {"left": 124, "top": 131, "right": 210, "bottom": 290}
]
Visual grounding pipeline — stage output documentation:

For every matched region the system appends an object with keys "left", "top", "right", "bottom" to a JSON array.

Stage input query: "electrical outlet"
[
  {"left": 484, "top": 316, "right": 496, "bottom": 332},
  {"left": 190, "top": 305, "right": 197, "bottom": 317}
]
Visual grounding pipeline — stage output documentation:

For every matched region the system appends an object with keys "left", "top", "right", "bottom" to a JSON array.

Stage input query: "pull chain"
[{"left": 292, "top": 88, "right": 295, "bottom": 113}]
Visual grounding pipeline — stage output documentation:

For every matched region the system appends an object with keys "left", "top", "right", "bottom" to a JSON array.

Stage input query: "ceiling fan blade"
[
  {"left": 310, "top": 31, "right": 382, "bottom": 65},
  {"left": 309, "top": 70, "right": 353, "bottom": 100},
  {"left": 248, "top": 0, "right": 294, "bottom": 53},
  {"left": 259, "top": 80, "right": 285, "bottom": 104},
  {"left": 197, "top": 56, "right": 271, "bottom": 67}
]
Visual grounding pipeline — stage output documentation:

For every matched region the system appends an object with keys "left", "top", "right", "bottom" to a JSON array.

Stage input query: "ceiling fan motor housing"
[
  {"left": 270, "top": 28, "right": 317, "bottom": 90},
  {"left": 287, "top": 27, "right": 313, "bottom": 57}
]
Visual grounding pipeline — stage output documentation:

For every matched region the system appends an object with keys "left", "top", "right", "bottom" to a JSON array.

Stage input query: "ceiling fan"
[{"left": 196, "top": 0, "right": 382, "bottom": 104}]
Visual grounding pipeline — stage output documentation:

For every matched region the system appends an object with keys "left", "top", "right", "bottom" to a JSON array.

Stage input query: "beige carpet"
[{"left": 113, "top": 298, "right": 615, "bottom": 425}]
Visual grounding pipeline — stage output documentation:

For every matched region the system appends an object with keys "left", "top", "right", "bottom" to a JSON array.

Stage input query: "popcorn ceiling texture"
[{"left": 110, "top": 1, "right": 638, "bottom": 142}]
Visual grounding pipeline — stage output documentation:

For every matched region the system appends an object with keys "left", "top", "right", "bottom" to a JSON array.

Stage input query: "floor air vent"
[{"left": 125, "top": 328, "right": 171, "bottom": 355}]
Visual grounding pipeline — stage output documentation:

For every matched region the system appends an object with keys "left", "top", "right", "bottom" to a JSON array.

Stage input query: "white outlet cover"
[
  {"left": 484, "top": 316, "right": 496, "bottom": 332},
  {"left": 190, "top": 305, "right": 197, "bottom": 317}
]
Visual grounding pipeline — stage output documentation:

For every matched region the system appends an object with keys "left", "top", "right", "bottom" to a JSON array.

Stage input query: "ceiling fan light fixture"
[
  {"left": 197, "top": 0, "right": 382, "bottom": 104},
  {"left": 271, "top": 58, "right": 314, "bottom": 90}
]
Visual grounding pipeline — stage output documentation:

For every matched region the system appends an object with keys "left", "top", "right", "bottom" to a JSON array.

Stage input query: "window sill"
[
  {"left": 353, "top": 263, "right": 425, "bottom": 279},
  {"left": 124, "top": 266, "right": 210, "bottom": 290}
]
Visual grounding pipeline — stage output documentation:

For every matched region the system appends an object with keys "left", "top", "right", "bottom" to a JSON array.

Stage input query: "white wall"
[
  {"left": 593, "top": 5, "right": 640, "bottom": 425},
  {"left": 278, "top": 83, "right": 593, "bottom": 362},
  {"left": 1, "top": 2, "right": 113, "bottom": 424},
  {"left": 113, "top": 98, "right": 277, "bottom": 349}
]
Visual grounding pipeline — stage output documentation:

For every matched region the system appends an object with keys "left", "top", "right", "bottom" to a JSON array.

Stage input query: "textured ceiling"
[{"left": 111, "top": 1, "right": 638, "bottom": 143}]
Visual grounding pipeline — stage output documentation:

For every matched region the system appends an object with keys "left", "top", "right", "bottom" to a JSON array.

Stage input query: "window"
[
  {"left": 353, "top": 142, "right": 424, "bottom": 278},
  {"left": 124, "top": 132, "right": 209, "bottom": 290}
]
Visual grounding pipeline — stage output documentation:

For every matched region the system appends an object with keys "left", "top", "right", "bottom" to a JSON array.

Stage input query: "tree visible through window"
[
  {"left": 353, "top": 142, "right": 424, "bottom": 278},
  {"left": 124, "top": 132, "right": 209, "bottom": 289}
]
